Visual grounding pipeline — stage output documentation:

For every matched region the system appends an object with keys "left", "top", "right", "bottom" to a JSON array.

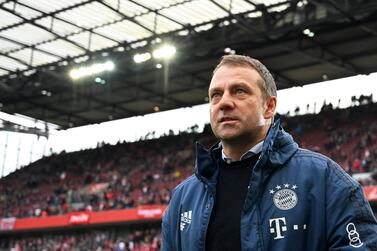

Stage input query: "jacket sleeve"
[
  {"left": 161, "top": 187, "right": 180, "bottom": 251},
  {"left": 326, "top": 161, "right": 377, "bottom": 250},
  {"left": 161, "top": 204, "right": 173, "bottom": 251}
]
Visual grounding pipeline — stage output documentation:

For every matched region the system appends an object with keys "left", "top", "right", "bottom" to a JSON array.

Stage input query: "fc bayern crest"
[{"left": 269, "top": 183, "right": 298, "bottom": 210}]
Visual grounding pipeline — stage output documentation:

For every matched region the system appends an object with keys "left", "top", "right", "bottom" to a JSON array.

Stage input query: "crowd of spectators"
[
  {"left": 0, "top": 102, "right": 376, "bottom": 250},
  {"left": 0, "top": 226, "right": 161, "bottom": 251},
  {"left": 0, "top": 131, "right": 207, "bottom": 218},
  {"left": 0, "top": 102, "right": 377, "bottom": 219}
]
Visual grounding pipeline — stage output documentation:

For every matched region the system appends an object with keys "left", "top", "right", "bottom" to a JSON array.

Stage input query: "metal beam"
[
  {"left": 12, "top": 65, "right": 212, "bottom": 118},
  {"left": 299, "top": 37, "right": 362, "bottom": 74},
  {"left": 0, "top": 120, "right": 49, "bottom": 138},
  {"left": 127, "top": 0, "right": 187, "bottom": 29},
  {"left": 39, "top": 69, "right": 140, "bottom": 116},
  {"left": 0, "top": 65, "right": 13, "bottom": 73},
  {"left": 16, "top": 94, "right": 95, "bottom": 124},
  {"left": 0, "top": 52, "right": 31, "bottom": 67},
  {"left": 208, "top": 0, "right": 360, "bottom": 75},
  {"left": 0, "top": 0, "right": 93, "bottom": 32},
  {"left": 1, "top": 0, "right": 375, "bottom": 81},
  {"left": 326, "top": 0, "right": 377, "bottom": 37},
  {"left": 0, "top": 35, "right": 63, "bottom": 59},
  {"left": 96, "top": 0, "right": 155, "bottom": 35},
  {"left": 0, "top": 5, "right": 88, "bottom": 52},
  {"left": 9, "top": 0, "right": 121, "bottom": 45}
]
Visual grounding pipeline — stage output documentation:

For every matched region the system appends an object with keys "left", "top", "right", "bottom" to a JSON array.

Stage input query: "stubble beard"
[{"left": 216, "top": 109, "right": 267, "bottom": 149}]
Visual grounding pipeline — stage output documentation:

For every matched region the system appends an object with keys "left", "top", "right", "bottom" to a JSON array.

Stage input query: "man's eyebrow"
[
  {"left": 232, "top": 82, "right": 250, "bottom": 88},
  {"left": 208, "top": 87, "right": 222, "bottom": 94}
]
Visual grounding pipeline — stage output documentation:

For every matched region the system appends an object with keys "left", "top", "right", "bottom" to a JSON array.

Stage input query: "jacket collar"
[{"left": 194, "top": 119, "right": 298, "bottom": 185}]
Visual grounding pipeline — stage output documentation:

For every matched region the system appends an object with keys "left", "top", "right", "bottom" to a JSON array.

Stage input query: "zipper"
[
  {"left": 201, "top": 193, "right": 215, "bottom": 251},
  {"left": 240, "top": 154, "right": 267, "bottom": 251}
]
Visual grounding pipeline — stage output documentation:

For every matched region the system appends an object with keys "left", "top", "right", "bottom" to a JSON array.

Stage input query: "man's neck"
[
  {"left": 221, "top": 123, "right": 271, "bottom": 160},
  {"left": 222, "top": 139, "right": 263, "bottom": 161}
]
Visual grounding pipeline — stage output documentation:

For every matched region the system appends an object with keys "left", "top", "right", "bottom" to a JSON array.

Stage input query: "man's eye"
[
  {"left": 211, "top": 93, "right": 221, "bottom": 99},
  {"left": 236, "top": 88, "right": 245, "bottom": 94}
]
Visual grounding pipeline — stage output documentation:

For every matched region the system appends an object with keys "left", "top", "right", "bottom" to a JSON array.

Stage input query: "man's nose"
[{"left": 218, "top": 92, "right": 234, "bottom": 110}]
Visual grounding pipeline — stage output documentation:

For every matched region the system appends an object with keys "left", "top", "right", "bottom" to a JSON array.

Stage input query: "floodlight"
[
  {"left": 134, "top": 52, "right": 152, "bottom": 63},
  {"left": 224, "top": 47, "right": 231, "bottom": 53},
  {"left": 41, "top": 90, "right": 52, "bottom": 96},
  {"left": 223, "top": 20, "right": 230, "bottom": 26},
  {"left": 153, "top": 45, "right": 176, "bottom": 59},
  {"left": 69, "top": 61, "right": 115, "bottom": 80},
  {"left": 303, "top": 29, "right": 310, "bottom": 35},
  {"left": 303, "top": 29, "right": 315, "bottom": 37}
]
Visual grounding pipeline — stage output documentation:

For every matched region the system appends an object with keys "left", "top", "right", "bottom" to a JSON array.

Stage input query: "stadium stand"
[
  {"left": 0, "top": 225, "right": 161, "bottom": 251},
  {"left": 1, "top": 102, "right": 377, "bottom": 250}
]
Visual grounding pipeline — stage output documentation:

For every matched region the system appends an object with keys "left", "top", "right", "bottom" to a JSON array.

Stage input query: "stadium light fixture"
[
  {"left": 303, "top": 28, "right": 315, "bottom": 37},
  {"left": 95, "top": 77, "right": 106, "bottom": 85},
  {"left": 224, "top": 47, "right": 235, "bottom": 54},
  {"left": 69, "top": 61, "right": 115, "bottom": 80},
  {"left": 153, "top": 44, "right": 176, "bottom": 59},
  {"left": 41, "top": 90, "right": 52, "bottom": 96},
  {"left": 133, "top": 52, "right": 152, "bottom": 63}
]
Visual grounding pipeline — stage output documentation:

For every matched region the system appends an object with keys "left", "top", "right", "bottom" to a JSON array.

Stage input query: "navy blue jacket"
[{"left": 162, "top": 121, "right": 377, "bottom": 251}]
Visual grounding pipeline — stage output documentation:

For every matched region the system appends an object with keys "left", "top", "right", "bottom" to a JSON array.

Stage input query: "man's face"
[{"left": 209, "top": 65, "right": 269, "bottom": 143}]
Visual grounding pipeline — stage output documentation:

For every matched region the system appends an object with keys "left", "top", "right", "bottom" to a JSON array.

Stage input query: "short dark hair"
[{"left": 213, "top": 55, "right": 277, "bottom": 101}]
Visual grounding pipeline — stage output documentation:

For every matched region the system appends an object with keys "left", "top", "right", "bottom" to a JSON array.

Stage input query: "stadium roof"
[{"left": 0, "top": 0, "right": 377, "bottom": 129}]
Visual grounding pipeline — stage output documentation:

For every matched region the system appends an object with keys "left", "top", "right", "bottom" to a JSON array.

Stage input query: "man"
[{"left": 161, "top": 55, "right": 377, "bottom": 250}]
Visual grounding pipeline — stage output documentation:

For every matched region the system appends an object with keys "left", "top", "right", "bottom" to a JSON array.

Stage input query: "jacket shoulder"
[
  {"left": 293, "top": 148, "right": 359, "bottom": 188},
  {"left": 171, "top": 174, "right": 201, "bottom": 197}
]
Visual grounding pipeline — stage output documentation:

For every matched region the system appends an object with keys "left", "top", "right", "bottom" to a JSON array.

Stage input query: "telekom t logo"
[{"left": 269, "top": 217, "right": 287, "bottom": 239}]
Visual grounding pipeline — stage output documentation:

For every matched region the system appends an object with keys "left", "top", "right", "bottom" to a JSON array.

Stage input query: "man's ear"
[{"left": 264, "top": 96, "right": 277, "bottom": 119}]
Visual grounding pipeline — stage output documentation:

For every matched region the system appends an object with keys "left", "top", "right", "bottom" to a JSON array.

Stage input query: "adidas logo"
[{"left": 180, "top": 210, "right": 192, "bottom": 231}]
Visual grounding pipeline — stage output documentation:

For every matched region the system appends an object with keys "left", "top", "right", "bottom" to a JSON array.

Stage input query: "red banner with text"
[{"left": 0, "top": 205, "right": 167, "bottom": 232}]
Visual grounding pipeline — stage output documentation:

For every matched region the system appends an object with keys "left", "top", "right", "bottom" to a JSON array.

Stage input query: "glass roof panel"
[
  {"left": 65, "top": 32, "right": 90, "bottom": 49},
  {"left": 268, "top": 2, "right": 290, "bottom": 12},
  {"left": 0, "top": 38, "right": 22, "bottom": 53},
  {"left": 135, "top": 13, "right": 183, "bottom": 34},
  {"left": 17, "top": 0, "right": 89, "bottom": 13},
  {"left": 252, "top": 0, "right": 288, "bottom": 6},
  {"left": 0, "top": 55, "right": 28, "bottom": 71},
  {"left": 0, "top": 9, "right": 22, "bottom": 29},
  {"left": 0, "top": 0, "right": 292, "bottom": 79},
  {"left": 68, "top": 32, "right": 119, "bottom": 51},
  {"left": 31, "top": 50, "right": 61, "bottom": 67},
  {"left": 1, "top": 24, "right": 56, "bottom": 45},
  {"left": 36, "top": 40, "right": 85, "bottom": 58},
  {"left": 94, "top": 20, "right": 152, "bottom": 43},
  {"left": 35, "top": 16, "right": 82, "bottom": 37},
  {"left": 7, "top": 49, "right": 32, "bottom": 66},
  {"left": 133, "top": 0, "right": 187, "bottom": 10},
  {"left": 103, "top": 0, "right": 148, "bottom": 16},
  {"left": 200, "top": 0, "right": 230, "bottom": 18},
  {"left": 56, "top": 2, "right": 122, "bottom": 29},
  {"left": 2, "top": 1, "right": 41, "bottom": 19},
  {"left": 156, "top": 14, "right": 184, "bottom": 32},
  {"left": 9, "top": 49, "right": 61, "bottom": 67},
  {"left": 160, "top": 0, "right": 228, "bottom": 25},
  {"left": 0, "top": 69, "right": 8, "bottom": 76},
  {"left": 214, "top": 0, "right": 256, "bottom": 14}
]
